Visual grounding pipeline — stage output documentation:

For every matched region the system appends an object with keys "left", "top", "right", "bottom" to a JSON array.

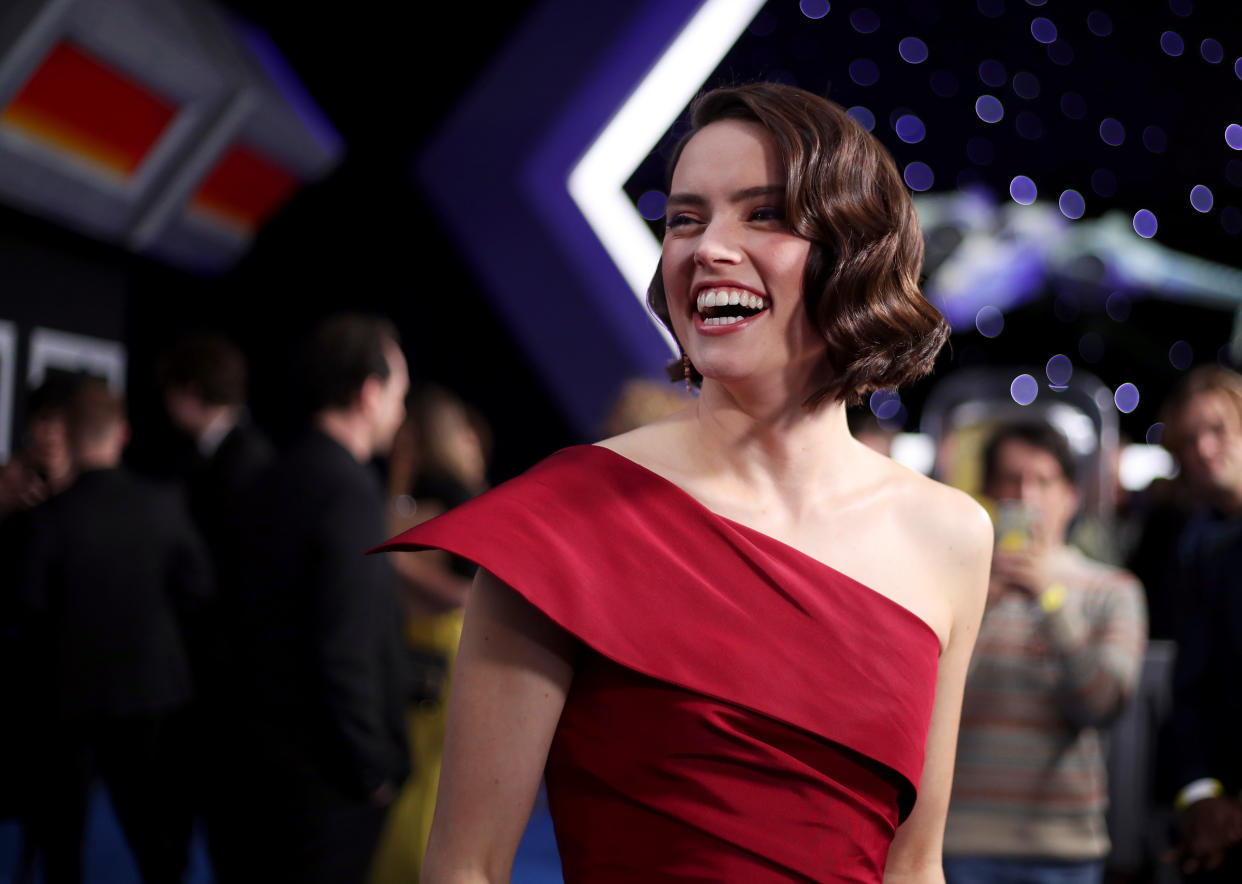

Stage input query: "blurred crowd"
[{"left": 2, "top": 316, "right": 1242, "bottom": 883}]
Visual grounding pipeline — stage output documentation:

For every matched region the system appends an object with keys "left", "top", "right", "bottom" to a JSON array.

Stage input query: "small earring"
[{"left": 683, "top": 353, "right": 693, "bottom": 394}]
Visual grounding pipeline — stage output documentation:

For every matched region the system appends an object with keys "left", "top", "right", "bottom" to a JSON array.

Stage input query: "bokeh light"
[
  {"left": 1086, "top": 10, "right": 1112, "bottom": 36},
  {"left": 1160, "top": 31, "right": 1184, "bottom": 56},
  {"left": 1236, "top": 57, "right": 1242, "bottom": 80},
  {"left": 1133, "top": 209, "right": 1158, "bottom": 238},
  {"left": 1016, "top": 111, "right": 1043, "bottom": 139},
  {"left": 903, "top": 161, "right": 934, "bottom": 191},
  {"left": 851, "top": 8, "right": 880, "bottom": 33},
  {"left": 976, "top": 95, "right": 1004, "bottom": 123},
  {"left": 1046, "top": 354, "right": 1073, "bottom": 385},
  {"left": 1201, "top": 38, "right": 1223, "bottom": 63},
  {"left": 1060, "top": 92, "right": 1086, "bottom": 119},
  {"left": 1146, "top": 423, "right": 1165, "bottom": 445},
  {"left": 1169, "top": 0, "right": 1192, "bottom": 16},
  {"left": 1012, "top": 71, "right": 1040, "bottom": 99},
  {"left": 1011, "top": 374, "right": 1039, "bottom": 406},
  {"left": 870, "top": 389, "right": 901, "bottom": 419},
  {"left": 637, "top": 190, "right": 666, "bottom": 220},
  {"left": 899, "top": 37, "right": 929, "bottom": 63},
  {"left": 1169, "top": 340, "right": 1194, "bottom": 370},
  {"left": 1114, "top": 383, "right": 1140, "bottom": 414},
  {"left": 1190, "top": 185, "right": 1214, "bottom": 212},
  {"left": 1030, "top": 17, "right": 1057, "bottom": 44},
  {"left": 1010, "top": 175, "right": 1037, "bottom": 205},
  {"left": 1079, "top": 332, "right": 1105, "bottom": 363},
  {"left": 930, "top": 70, "right": 960, "bottom": 97},
  {"left": 1091, "top": 168, "right": 1117, "bottom": 197},
  {"left": 846, "top": 106, "right": 876, "bottom": 131},
  {"left": 1099, "top": 118, "right": 1125, "bottom": 146},
  {"left": 849, "top": 59, "right": 880, "bottom": 86},
  {"left": 1226, "top": 124, "right": 1242, "bottom": 150},
  {"left": 1142, "top": 126, "right": 1168, "bottom": 153},
  {"left": 1047, "top": 40, "right": 1074, "bottom": 65},
  {"left": 1106, "top": 292, "right": 1131, "bottom": 321},
  {"left": 977, "top": 0, "right": 1004, "bottom": 18},
  {"left": 967, "top": 136, "right": 996, "bottom": 165},
  {"left": 975, "top": 305, "right": 1004, "bottom": 337},
  {"left": 895, "top": 114, "right": 926, "bottom": 143},
  {"left": 799, "top": 0, "right": 831, "bottom": 19},
  {"left": 979, "top": 60, "right": 1007, "bottom": 87},
  {"left": 1058, "top": 189, "right": 1086, "bottom": 219}
]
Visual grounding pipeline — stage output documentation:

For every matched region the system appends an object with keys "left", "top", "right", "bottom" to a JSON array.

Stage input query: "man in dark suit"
[
  {"left": 214, "top": 314, "right": 411, "bottom": 883},
  {"left": 1168, "top": 519, "right": 1242, "bottom": 879},
  {"left": 15, "top": 378, "right": 212, "bottom": 883}
]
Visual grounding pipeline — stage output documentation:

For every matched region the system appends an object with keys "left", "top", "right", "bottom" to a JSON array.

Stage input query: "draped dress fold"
[{"left": 373, "top": 445, "right": 940, "bottom": 883}]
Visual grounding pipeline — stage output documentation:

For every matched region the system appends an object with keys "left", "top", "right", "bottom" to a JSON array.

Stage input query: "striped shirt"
[{"left": 944, "top": 546, "right": 1148, "bottom": 860}]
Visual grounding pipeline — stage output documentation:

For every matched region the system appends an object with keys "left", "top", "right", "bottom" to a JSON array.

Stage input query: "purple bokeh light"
[
  {"left": 799, "top": 0, "right": 830, "bottom": 19},
  {"left": 1226, "top": 124, "right": 1242, "bottom": 150},
  {"left": 895, "top": 114, "right": 926, "bottom": 143},
  {"left": 1133, "top": 209, "right": 1158, "bottom": 238},
  {"left": 1046, "top": 354, "right": 1073, "bottom": 385},
  {"left": 1201, "top": 38, "right": 1223, "bottom": 63},
  {"left": 899, "top": 37, "right": 929, "bottom": 63},
  {"left": 1190, "top": 185, "right": 1214, "bottom": 213},
  {"left": 1146, "top": 423, "right": 1165, "bottom": 445},
  {"left": 1012, "top": 71, "right": 1040, "bottom": 99},
  {"left": 1114, "top": 383, "right": 1140, "bottom": 414},
  {"left": 904, "top": 161, "right": 934, "bottom": 191},
  {"left": 1106, "top": 292, "right": 1132, "bottom": 322},
  {"left": 846, "top": 106, "right": 876, "bottom": 131},
  {"left": 870, "top": 389, "right": 901, "bottom": 419},
  {"left": 1031, "top": 17, "right": 1057, "bottom": 44},
  {"left": 850, "top": 8, "right": 880, "bottom": 33},
  {"left": 976, "top": 306, "right": 1004, "bottom": 338},
  {"left": 1058, "top": 189, "right": 1086, "bottom": 220},
  {"left": 1142, "top": 126, "right": 1168, "bottom": 153},
  {"left": 1160, "top": 31, "right": 1184, "bottom": 56},
  {"left": 849, "top": 59, "right": 880, "bottom": 86},
  {"left": 1010, "top": 175, "right": 1037, "bottom": 205},
  {"left": 1099, "top": 118, "right": 1125, "bottom": 146},
  {"left": 979, "top": 59, "right": 1007, "bottom": 86},
  {"left": 1060, "top": 92, "right": 1086, "bottom": 119},
  {"left": 638, "top": 190, "right": 666, "bottom": 220},
  {"left": 1011, "top": 374, "right": 1039, "bottom": 406},
  {"left": 1087, "top": 10, "right": 1112, "bottom": 36},
  {"left": 1169, "top": 341, "right": 1194, "bottom": 370},
  {"left": 976, "top": 94, "right": 1004, "bottom": 123},
  {"left": 1047, "top": 39, "right": 1074, "bottom": 65}
]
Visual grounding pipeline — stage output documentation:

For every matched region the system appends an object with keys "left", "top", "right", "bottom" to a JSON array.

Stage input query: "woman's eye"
[
  {"left": 665, "top": 213, "right": 698, "bottom": 228},
  {"left": 750, "top": 206, "right": 786, "bottom": 223}
]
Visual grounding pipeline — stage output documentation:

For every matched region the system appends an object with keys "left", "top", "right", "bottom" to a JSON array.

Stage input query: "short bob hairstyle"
[
  {"left": 1160, "top": 365, "right": 1242, "bottom": 456},
  {"left": 648, "top": 83, "right": 949, "bottom": 406}
]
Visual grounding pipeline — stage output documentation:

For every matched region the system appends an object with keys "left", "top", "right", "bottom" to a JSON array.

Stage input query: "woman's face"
[{"left": 662, "top": 119, "right": 823, "bottom": 394}]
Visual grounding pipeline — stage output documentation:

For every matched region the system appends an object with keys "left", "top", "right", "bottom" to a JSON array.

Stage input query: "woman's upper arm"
[
  {"left": 885, "top": 494, "right": 992, "bottom": 883},
  {"left": 422, "top": 567, "right": 576, "bottom": 884}
]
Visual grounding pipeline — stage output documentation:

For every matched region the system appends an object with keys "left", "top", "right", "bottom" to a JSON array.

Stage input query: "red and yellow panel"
[
  {"left": 188, "top": 142, "right": 301, "bottom": 233},
  {"left": 0, "top": 41, "right": 177, "bottom": 179}
]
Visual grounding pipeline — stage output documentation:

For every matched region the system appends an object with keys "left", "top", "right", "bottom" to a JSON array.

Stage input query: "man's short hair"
[
  {"left": 300, "top": 314, "right": 401, "bottom": 413},
  {"left": 157, "top": 333, "right": 247, "bottom": 406},
  {"left": 983, "top": 421, "right": 1078, "bottom": 488},
  {"left": 1160, "top": 366, "right": 1242, "bottom": 455},
  {"left": 26, "top": 370, "right": 89, "bottom": 420},
  {"left": 66, "top": 378, "right": 125, "bottom": 449}
]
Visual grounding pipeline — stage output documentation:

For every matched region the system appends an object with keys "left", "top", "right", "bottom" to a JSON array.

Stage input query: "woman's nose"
[{"left": 694, "top": 219, "right": 743, "bottom": 265}]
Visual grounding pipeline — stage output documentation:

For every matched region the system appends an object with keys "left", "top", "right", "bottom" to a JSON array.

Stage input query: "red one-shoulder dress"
[{"left": 375, "top": 445, "right": 940, "bottom": 883}]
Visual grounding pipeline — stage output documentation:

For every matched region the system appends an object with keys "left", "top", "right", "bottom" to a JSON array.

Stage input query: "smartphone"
[{"left": 993, "top": 500, "right": 1034, "bottom": 552}]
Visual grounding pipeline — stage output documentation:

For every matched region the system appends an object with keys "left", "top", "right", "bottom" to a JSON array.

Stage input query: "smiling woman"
[{"left": 376, "top": 82, "right": 992, "bottom": 884}]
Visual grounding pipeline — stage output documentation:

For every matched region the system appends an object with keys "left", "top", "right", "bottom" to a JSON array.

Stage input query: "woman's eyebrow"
[{"left": 666, "top": 185, "right": 783, "bottom": 206}]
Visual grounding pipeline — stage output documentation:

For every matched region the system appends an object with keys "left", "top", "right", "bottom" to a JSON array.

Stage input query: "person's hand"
[
  {"left": 990, "top": 543, "right": 1057, "bottom": 600},
  {"left": 1171, "top": 796, "right": 1242, "bottom": 874}
]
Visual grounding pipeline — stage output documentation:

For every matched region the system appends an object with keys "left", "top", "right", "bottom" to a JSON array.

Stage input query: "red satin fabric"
[{"left": 375, "top": 445, "right": 940, "bottom": 882}]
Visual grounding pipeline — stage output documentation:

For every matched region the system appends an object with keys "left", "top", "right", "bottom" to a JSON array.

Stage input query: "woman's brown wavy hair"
[{"left": 648, "top": 83, "right": 949, "bottom": 406}]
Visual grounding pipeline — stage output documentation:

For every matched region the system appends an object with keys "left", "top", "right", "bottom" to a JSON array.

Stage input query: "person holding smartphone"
[{"left": 943, "top": 421, "right": 1148, "bottom": 884}]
